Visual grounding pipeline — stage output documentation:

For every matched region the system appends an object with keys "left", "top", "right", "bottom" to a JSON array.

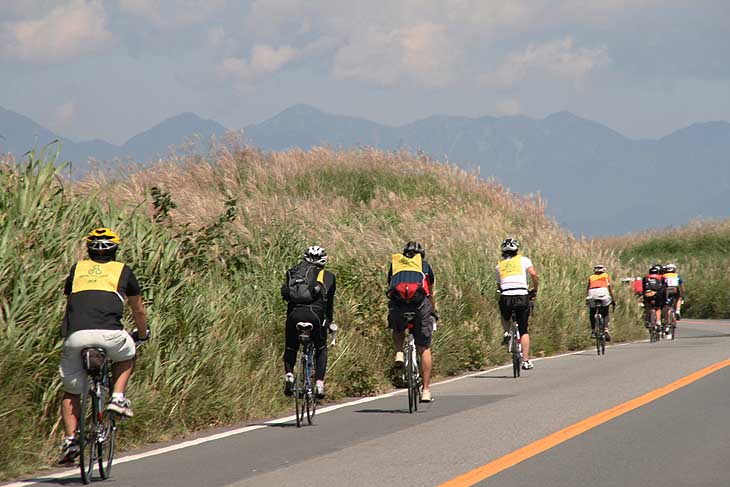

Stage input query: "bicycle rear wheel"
[
  {"left": 511, "top": 329, "right": 521, "bottom": 378},
  {"left": 96, "top": 373, "right": 115, "bottom": 479},
  {"left": 306, "top": 349, "right": 315, "bottom": 425},
  {"left": 295, "top": 354, "right": 304, "bottom": 428},
  {"left": 411, "top": 351, "right": 420, "bottom": 412},
  {"left": 406, "top": 346, "right": 415, "bottom": 413},
  {"left": 78, "top": 388, "right": 98, "bottom": 484}
]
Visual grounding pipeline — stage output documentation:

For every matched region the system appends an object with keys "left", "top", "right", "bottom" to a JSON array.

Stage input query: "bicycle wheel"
[
  {"left": 305, "top": 349, "right": 315, "bottom": 425},
  {"left": 669, "top": 309, "right": 677, "bottom": 340},
  {"left": 78, "top": 388, "right": 98, "bottom": 484},
  {"left": 511, "top": 328, "right": 520, "bottom": 378},
  {"left": 411, "top": 351, "right": 419, "bottom": 412},
  {"left": 97, "top": 376, "right": 115, "bottom": 479},
  {"left": 406, "top": 345, "right": 415, "bottom": 413},
  {"left": 294, "top": 354, "right": 304, "bottom": 428}
]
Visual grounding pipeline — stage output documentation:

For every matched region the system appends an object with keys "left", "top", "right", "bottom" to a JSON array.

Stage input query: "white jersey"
[{"left": 496, "top": 255, "right": 533, "bottom": 296}]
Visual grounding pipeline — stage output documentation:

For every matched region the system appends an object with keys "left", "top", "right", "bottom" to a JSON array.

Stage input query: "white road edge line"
[{"left": 1, "top": 339, "right": 640, "bottom": 487}]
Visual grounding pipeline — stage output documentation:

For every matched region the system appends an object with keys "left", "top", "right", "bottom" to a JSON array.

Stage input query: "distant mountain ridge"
[
  {"left": 1, "top": 104, "right": 728, "bottom": 235},
  {"left": 0, "top": 106, "right": 227, "bottom": 168}
]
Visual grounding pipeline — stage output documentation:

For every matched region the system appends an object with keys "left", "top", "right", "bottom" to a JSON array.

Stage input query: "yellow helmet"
[{"left": 85, "top": 227, "right": 121, "bottom": 251}]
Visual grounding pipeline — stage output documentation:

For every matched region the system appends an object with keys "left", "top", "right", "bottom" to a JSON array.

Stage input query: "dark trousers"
[{"left": 284, "top": 306, "right": 328, "bottom": 381}]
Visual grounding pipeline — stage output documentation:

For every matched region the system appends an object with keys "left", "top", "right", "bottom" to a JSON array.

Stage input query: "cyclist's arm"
[
  {"left": 325, "top": 273, "right": 336, "bottom": 324},
  {"left": 128, "top": 295, "right": 148, "bottom": 336},
  {"left": 527, "top": 266, "right": 538, "bottom": 293}
]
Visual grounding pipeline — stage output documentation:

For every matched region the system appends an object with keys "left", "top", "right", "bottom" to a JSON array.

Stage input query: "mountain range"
[{"left": 1, "top": 104, "right": 728, "bottom": 236}]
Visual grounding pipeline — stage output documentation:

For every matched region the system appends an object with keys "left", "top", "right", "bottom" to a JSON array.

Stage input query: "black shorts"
[
  {"left": 285, "top": 306, "right": 327, "bottom": 353},
  {"left": 499, "top": 294, "right": 531, "bottom": 335},
  {"left": 388, "top": 298, "right": 434, "bottom": 348},
  {"left": 643, "top": 293, "right": 664, "bottom": 309}
]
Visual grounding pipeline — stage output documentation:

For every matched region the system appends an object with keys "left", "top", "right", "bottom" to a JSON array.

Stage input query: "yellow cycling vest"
[
  {"left": 391, "top": 253, "right": 423, "bottom": 275},
  {"left": 71, "top": 260, "right": 125, "bottom": 294},
  {"left": 589, "top": 273, "right": 611, "bottom": 289}
]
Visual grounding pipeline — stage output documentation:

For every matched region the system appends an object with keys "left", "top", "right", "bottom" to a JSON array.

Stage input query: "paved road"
[{"left": 9, "top": 319, "right": 730, "bottom": 487}]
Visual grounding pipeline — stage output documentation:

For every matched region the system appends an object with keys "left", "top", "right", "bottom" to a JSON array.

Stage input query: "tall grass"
[
  {"left": 607, "top": 220, "right": 730, "bottom": 318},
  {"left": 0, "top": 147, "right": 643, "bottom": 479}
]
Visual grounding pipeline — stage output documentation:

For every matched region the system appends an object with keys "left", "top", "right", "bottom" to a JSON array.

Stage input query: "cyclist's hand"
[
  {"left": 431, "top": 310, "right": 440, "bottom": 322},
  {"left": 131, "top": 328, "right": 150, "bottom": 343},
  {"left": 611, "top": 302, "right": 616, "bottom": 310},
  {"left": 528, "top": 290, "right": 537, "bottom": 301}
]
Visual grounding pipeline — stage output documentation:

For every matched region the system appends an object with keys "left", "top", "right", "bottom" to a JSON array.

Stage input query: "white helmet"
[
  {"left": 303, "top": 245, "right": 328, "bottom": 266},
  {"left": 500, "top": 237, "right": 520, "bottom": 254},
  {"left": 593, "top": 264, "right": 606, "bottom": 273}
]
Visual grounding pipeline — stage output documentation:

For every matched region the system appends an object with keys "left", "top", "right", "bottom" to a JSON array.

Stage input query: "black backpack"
[{"left": 283, "top": 262, "right": 323, "bottom": 304}]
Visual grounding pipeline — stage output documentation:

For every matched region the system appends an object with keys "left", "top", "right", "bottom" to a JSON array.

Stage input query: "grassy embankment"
[
  {"left": 0, "top": 147, "right": 643, "bottom": 479},
  {"left": 607, "top": 221, "right": 730, "bottom": 318}
]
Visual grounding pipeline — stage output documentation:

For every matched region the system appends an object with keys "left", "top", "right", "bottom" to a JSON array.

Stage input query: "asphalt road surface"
[{"left": 7, "top": 319, "right": 729, "bottom": 487}]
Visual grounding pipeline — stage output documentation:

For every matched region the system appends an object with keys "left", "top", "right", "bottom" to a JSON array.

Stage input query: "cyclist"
[
  {"left": 281, "top": 246, "right": 336, "bottom": 399},
  {"left": 495, "top": 238, "right": 538, "bottom": 370},
  {"left": 58, "top": 228, "right": 149, "bottom": 464},
  {"left": 661, "top": 263, "right": 685, "bottom": 331},
  {"left": 586, "top": 264, "right": 616, "bottom": 341},
  {"left": 387, "top": 241, "right": 438, "bottom": 403},
  {"left": 641, "top": 264, "right": 665, "bottom": 329}
]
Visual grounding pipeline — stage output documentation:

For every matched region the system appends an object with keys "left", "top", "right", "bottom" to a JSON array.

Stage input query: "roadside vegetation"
[
  {"left": 607, "top": 221, "right": 730, "bottom": 318},
  {"left": 0, "top": 146, "right": 643, "bottom": 479}
]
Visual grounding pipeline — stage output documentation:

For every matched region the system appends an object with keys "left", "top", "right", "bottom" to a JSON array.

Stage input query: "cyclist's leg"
[
  {"left": 105, "top": 331, "right": 136, "bottom": 394},
  {"left": 60, "top": 336, "right": 86, "bottom": 437},
  {"left": 415, "top": 299, "right": 435, "bottom": 394},
  {"left": 515, "top": 297, "right": 530, "bottom": 361},
  {"left": 498, "top": 295, "right": 512, "bottom": 343},
  {"left": 283, "top": 312, "right": 301, "bottom": 375},
  {"left": 388, "top": 301, "right": 406, "bottom": 363},
  {"left": 312, "top": 314, "right": 327, "bottom": 382}
]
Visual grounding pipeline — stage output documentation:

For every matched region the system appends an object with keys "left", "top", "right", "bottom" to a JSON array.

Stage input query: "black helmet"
[
  {"left": 648, "top": 265, "right": 661, "bottom": 274},
  {"left": 403, "top": 241, "right": 425, "bottom": 258}
]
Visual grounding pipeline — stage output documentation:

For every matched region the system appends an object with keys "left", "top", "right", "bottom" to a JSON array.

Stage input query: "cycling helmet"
[
  {"left": 303, "top": 245, "right": 328, "bottom": 266},
  {"left": 663, "top": 263, "right": 677, "bottom": 273},
  {"left": 593, "top": 264, "right": 606, "bottom": 274},
  {"left": 648, "top": 264, "right": 661, "bottom": 274},
  {"left": 500, "top": 237, "right": 520, "bottom": 254},
  {"left": 403, "top": 241, "right": 425, "bottom": 258},
  {"left": 85, "top": 227, "right": 120, "bottom": 253}
]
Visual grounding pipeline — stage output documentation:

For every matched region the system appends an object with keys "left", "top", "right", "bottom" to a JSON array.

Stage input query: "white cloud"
[
  {"left": 333, "top": 22, "right": 455, "bottom": 87},
  {"left": 218, "top": 44, "right": 298, "bottom": 85},
  {"left": 2, "top": 0, "right": 111, "bottom": 63},
  {"left": 117, "top": 0, "right": 227, "bottom": 28},
  {"left": 486, "top": 37, "right": 610, "bottom": 88}
]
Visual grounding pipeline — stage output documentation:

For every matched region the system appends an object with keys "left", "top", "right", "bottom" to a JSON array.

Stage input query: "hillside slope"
[
  {"left": 0, "top": 148, "right": 642, "bottom": 479},
  {"left": 609, "top": 220, "right": 730, "bottom": 318}
]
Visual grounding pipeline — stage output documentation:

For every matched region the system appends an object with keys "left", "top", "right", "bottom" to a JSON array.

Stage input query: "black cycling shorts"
[
  {"left": 388, "top": 298, "right": 435, "bottom": 348},
  {"left": 499, "top": 294, "right": 531, "bottom": 335}
]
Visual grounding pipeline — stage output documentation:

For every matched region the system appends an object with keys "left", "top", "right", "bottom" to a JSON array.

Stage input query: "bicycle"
[
  {"left": 294, "top": 322, "right": 318, "bottom": 427},
  {"left": 402, "top": 311, "right": 422, "bottom": 413},
  {"left": 76, "top": 348, "right": 117, "bottom": 484},
  {"left": 645, "top": 306, "right": 661, "bottom": 343},
  {"left": 588, "top": 299, "right": 607, "bottom": 356},
  {"left": 507, "top": 310, "right": 522, "bottom": 378}
]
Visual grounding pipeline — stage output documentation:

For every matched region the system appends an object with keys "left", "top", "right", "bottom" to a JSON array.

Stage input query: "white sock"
[{"left": 112, "top": 392, "right": 125, "bottom": 401}]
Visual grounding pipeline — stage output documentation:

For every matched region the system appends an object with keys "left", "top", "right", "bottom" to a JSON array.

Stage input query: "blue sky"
[{"left": 1, "top": 0, "right": 728, "bottom": 145}]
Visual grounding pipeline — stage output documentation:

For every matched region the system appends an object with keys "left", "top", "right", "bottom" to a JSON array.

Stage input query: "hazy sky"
[{"left": 1, "top": 0, "right": 728, "bottom": 145}]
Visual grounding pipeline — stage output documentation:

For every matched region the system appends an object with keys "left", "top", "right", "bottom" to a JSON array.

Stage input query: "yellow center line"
[{"left": 438, "top": 359, "right": 730, "bottom": 487}]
